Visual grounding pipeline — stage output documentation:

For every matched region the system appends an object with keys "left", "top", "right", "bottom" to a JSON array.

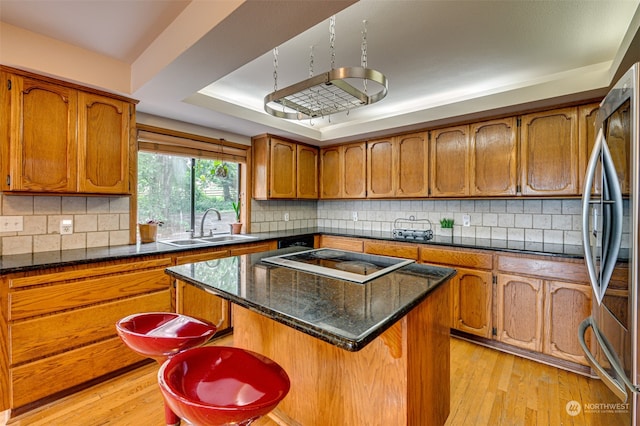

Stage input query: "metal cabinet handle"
[{"left": 582, "top": 129, "right": 603, "bottom": 301}]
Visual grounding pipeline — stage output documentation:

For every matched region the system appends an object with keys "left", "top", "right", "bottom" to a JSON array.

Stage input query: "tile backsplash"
[
  {"left": 0, "top": 195, "right": 627, "bottom": 255},
  {"left": 0, "top": 195, "right": 130, "bottom": 255}
]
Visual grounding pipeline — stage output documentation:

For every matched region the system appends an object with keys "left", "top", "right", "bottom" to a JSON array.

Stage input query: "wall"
[{"left": 0, "top": 195, "right": 130, "bottom": 255}]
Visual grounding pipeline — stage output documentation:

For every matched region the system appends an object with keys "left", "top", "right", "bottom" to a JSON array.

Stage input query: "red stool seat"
[
  {"left": 116, "top": 312, "right": 217, "bottom": 361},
  {"left": 116, "top": 312, "right": 217, "bottom": 425},
  {"left": 158, "top": 346, "right": 290, "bottom": 426}
]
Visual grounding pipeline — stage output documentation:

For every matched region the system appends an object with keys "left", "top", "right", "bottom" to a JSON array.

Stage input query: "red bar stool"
[
  {"left": 158, "top": 346, "right": 290, "bottom": 426},
  {"left": 116, "top": 312, "right": 217, "bottom": 426}
]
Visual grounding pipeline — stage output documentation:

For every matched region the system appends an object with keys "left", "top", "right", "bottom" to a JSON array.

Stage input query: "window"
[{"left": 136, "top": 126, "right": 249, "bottom": 241}]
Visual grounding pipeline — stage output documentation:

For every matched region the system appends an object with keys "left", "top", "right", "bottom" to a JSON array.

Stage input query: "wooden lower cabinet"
[
  {"left": 2, "top": 257, "right": 172, "bottom": 410},
  {"left": 496, "top": 274, "right": 544, "bottom": 352},
  {"left": 451, "top": 267, "right": 493, "bottom": 338}
]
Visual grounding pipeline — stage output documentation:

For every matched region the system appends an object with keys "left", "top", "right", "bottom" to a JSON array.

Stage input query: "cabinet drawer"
[
  {"left": 420, "top": 246, "right": 493, "bottom": 270},
  {"left": 8, "top": 258, "right": 172, "bottom": 289},
  {"left": 11, "top": 336, "right": 145, "bottom": 407},
  {"left": 497, "top": 255, "right": 589, "bottom": 282},
  {"left": 176, "top": 249, "right": 229, "bottom": 265},
  {"left": 9, "top": 268, "right": 170, "bottom": 320},
  {"left": 229, "top": 241, "right": 277, "bottom": 256},
  {"left": 319, "top": 236, "right": 364, "bottom": 252},
  {"left": 10, "top": 290, "right": 170, "bottom": 365},
  {"left": 364, "top": 240, "right": 418, "bottom": 260}
]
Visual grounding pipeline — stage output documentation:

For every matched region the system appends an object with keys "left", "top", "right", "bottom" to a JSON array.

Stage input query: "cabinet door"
[
  {"left": 296, "top": 144, "right": 318, "bottom": 198},
  {"left": 520, "top": 107, "right": 579, "bottom": 195},
  {"left": 496, "top": 274, "right": 543, "bottom": 351},
  {"left": 77, "top": 92, "right": 130, "bottom": 194},
  {"left": 269, "top": 138, "right": 297, "bottom": 198},
  {"left": 176, "top": 281, "right": 231, "bottom": 332},
  {"left": 544, "top": 281, "right": 591, "bottom": 365},
  {"left": 430, "top": 125, "right": 470, "bottom": 197},
  {"left": 605, "top": 99, "right": 631, "bottom": 195},
  {"left": 367, "top": 138, "right": 395, "bottom": 198},
  {"left": 451, "top": 268, "right": 493, "bottom": 338},
  {"left": 343, "top": 142, "right": 367, "bottom": 198},
  {"left": 7, "top": 75, "right": 77, "bottom": 192},
  {"left": 578, "top": 103, "right": 600, "bottom": 194},
  {"left": 320, "top": 146, "right": 342, "bottom": 198},
  {"left": 470, "top": 118, "right": 517, "bottom": 196},
  {"left": 396, "top": 132, "right": 428, "bottom": 197}
]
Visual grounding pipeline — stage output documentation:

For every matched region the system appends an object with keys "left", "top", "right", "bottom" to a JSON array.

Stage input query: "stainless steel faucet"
[{"left": 199, "top": 208, "right": 222, "bottom": 237}]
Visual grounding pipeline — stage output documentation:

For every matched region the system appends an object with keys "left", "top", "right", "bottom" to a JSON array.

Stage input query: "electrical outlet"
[
  {"left": 60, "top": 219, "right": 73, "bottom": 235},
  {"left": 0, "top": 216, "right": 23, "bottom": 232},
  {"left": 352, "top": 211, "right": 358, "bottom": 222},
  {"left": 462, "top": 214, "right": 471, "bottom": 227},
  {"left": 284, "top": 212, "right": 290, "bottom": 222}
]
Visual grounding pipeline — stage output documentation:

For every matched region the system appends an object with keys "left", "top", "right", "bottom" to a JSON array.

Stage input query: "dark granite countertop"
[
  {"left": 0, "top": 226, "right": 587, "bottom": 275},
  {"left": 165, "top": 247, "right": 456, "bottom": 351}
]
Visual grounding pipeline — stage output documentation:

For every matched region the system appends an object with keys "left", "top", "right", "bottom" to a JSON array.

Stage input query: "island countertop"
[{"left": 165, "top": 247, "right": 456, "bottom": 351}]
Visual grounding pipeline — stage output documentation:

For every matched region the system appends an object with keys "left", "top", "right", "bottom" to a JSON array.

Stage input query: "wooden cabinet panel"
[
  {"left": 297, "top": 144, "right": 318, "bottom": 198},
  {"left": 319, "top": 235, "right": 364, "bottom": 252},
  {"left": 605, "top": 99, "right": 631, "bottom": 195},
  {"left": 320, "top": 146, "right": 341, "bottom": 198},
  {"left": 497, "top": 255, "right": 588, "bottom": 283},
  {"left": 451, "top": 267, "right": 493, "bottom": 338},
  {"left": 2, "top": 69, "right": 134, "bottom": 195},
  {"left": 363, "top": 240, "right": 418, "bottom": 259},
  {"left": 420, "top": 246, "right": 493, "bottom": 270},
  {"left": 578, "top": 103, "right": 599, "bottom": 193},
  {"left": 176, "top": 280, "right": 230, "bottom": 331},
  {"left": 430, "top": 125, "right": 469, "bottom": 197},
  {"left": 10, "top": 291, "right": 169, "bottom": 365},
  {"left": 368, "top": 132, "right": 427, "bottom": 198},
  {"left": 520, "top": 107, "right": 579, "bottom": 195},
  {"left": 496, "top": 274, "right": 544, "bottom": 352},
  {"left": 396, "top": 133, "right": 429, "bottom": 197},
  {"left": 367, "top": 138, "right": 395, "bottom": 197},
  {"left": 544, "top": 281, "right": 591, "bottom": 365},
  {"left": 77, "top": 92, "right": 130, "bottom": 194},
  {"left": 9, "top": 268, "right": 170, "bottom": 320},
  {"left": 270, "top": 138, "right": 297, "bottom": 198},
  {"left": 343, "top": 143, "right": 367, "bottom": 198},
  {"left": 11, "top": 337, "right": 145, "bottom": 407},
  {"left": 229, "top": 241, "right": 276, "bottom": 256},
  {"left": 252, "top": 135, "right": 318, "bottom": 199},
  {"left": 470, "top": 118, "right": 518, "bottom": 196},
  {"left": 320, "top": 143, "right": 366, "bottom": 199},
  {"left": 6, "top": 75, "right": 77, "bottom": 192}
]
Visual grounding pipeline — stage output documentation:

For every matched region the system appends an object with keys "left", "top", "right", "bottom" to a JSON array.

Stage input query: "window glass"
[{"left": 138, "top": 152, "right": 239, "bottom": 239}]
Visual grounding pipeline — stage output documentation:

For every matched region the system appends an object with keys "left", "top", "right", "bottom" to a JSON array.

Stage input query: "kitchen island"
[{"left": 166, "top": 247, "right": 456, "bottom": 426}]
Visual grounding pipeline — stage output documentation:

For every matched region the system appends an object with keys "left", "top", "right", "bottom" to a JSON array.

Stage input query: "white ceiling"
[{"left": 1, "top": 0, "right": 639, "bottom": 146}]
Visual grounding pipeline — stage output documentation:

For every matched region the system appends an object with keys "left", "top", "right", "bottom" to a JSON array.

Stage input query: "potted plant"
[
  {"left": 139, "top": 219, "right": 163, "bottom": 243},
  {"left": 230, "top": 201, "right": 242, "bottom": 234},
  {"left": 439, "top": 218, "right": 454, "bottom": 239}
]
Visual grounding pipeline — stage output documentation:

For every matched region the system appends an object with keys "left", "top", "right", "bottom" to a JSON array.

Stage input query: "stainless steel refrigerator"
[{"left": 580, "top": 62, "right": 639, "bottom": 424}]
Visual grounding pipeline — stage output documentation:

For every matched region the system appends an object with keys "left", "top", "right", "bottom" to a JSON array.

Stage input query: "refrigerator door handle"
[
  {"left": 582, "top": 129, "right": 603, "bottom": 302},
  {"left": 599, "top": 140, "right": 623, "bottom": 292},
  {"left": 579, "top": 317, "right": 628, "bottom": 401}
]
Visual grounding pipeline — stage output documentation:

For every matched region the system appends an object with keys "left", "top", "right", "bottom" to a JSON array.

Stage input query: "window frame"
[{"left": 132, "top": 124, "right": 252, "bottom": 244}]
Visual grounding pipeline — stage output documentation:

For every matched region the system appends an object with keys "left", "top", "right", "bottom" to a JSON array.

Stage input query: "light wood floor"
[{"left": 6, "top": 336, "right": 628, "bottom": 426}]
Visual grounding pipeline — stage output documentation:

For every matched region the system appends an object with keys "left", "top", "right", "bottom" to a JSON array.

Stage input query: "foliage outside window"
[{"left": 138, "top": 151, "right": 240, "bottom": 239}]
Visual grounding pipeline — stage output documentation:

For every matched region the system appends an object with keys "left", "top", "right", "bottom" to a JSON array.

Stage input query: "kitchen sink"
[{"left": 159, "top": 234, "right": 256, "bottom": 248}]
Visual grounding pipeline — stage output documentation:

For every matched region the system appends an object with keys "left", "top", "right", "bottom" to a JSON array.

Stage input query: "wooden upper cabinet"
[
  {"left": 605, "top": 100, "right": 631, "bottom": 195},
  {"left": 578, "top": 103, "right": 599, "bottom": 194},
  {"left": 396, "top": 132, "right": 429, "bottom": 197},
  {"left": 252, "top": 135, "right": 318, "bottom": 199},
  {"left": 520, "top": 107, "right": 579, "bottom": 196},
  {"left": 4, "top": 74, "right": 78, "bottom": 192},
  {"left": 430, "top": 126, "right": 469, "bottom": 197},
  {"left": 367, "top": 137, "right": 395, "bottom": 197},
  {"left": 320, "top": 142, "right": 366, "bottom": 199},
  {"left": 77, "top": 92, "right": 130, "bottom": 194},
  {"left": 297, "top": 144, "right": 318, "bottom": 199},
  {"left": 367, "top": 132, "right": 427, "bottom": 198},
  {"left": 1, "top": 69, "right": 135, "bottom": 195},
  {"left": 469, "top": 118, "right": 518, "bottom": 196}
]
